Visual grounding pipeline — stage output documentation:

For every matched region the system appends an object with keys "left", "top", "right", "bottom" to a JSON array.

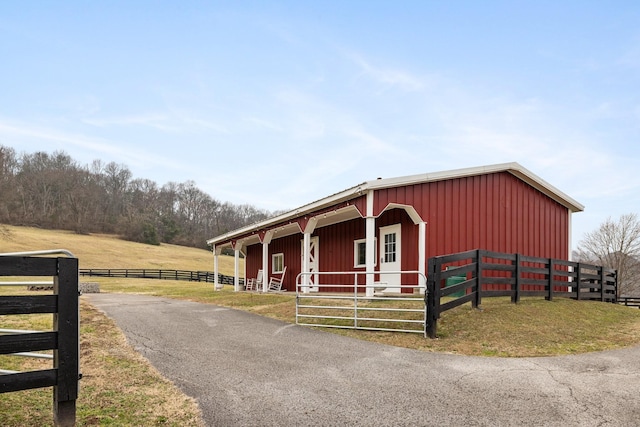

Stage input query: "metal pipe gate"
[{"left": 295, "top": 271, "right": 428, "bottom": 336}]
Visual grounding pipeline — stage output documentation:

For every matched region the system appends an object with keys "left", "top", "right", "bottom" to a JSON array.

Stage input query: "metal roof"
[{"left": 206, "top": 162, "right": 584, "bottom": 246}]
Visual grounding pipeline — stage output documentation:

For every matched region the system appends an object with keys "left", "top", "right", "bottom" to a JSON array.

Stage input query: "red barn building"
[{"left": 207, "top": 162, "right": 584, "bottom": 294}]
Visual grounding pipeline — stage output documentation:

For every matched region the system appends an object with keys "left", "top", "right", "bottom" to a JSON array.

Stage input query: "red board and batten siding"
[
  {"left": 245, "top": 171, "right": 570, "bottom": 292},
  {"left": 375, "top": 172, "right": 569, "bottom": 261},
  {"left": 245, "top": 234, "right": 302, "bottom": 290}
]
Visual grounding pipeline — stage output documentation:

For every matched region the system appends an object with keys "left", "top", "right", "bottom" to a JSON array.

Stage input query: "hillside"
[{"left": 0, "top": 225, "right": 239, "bottom": 276}]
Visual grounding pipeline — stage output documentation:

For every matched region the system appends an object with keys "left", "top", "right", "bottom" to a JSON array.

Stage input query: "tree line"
[{"left": 0, "top": 145, "right": 275, "bottom": 249}]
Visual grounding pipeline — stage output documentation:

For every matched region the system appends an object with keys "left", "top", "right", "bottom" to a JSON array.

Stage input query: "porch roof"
[{"left": 206, "top": 162, "right": 584, "bottom": 248}]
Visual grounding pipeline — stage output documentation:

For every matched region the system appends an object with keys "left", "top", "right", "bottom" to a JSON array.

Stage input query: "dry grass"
[
  {"left": 0, "top": 225, "right": 237, "bottom": 274},
  {"left": 0, "top": 299, "right": 205, "bottom": 426}
]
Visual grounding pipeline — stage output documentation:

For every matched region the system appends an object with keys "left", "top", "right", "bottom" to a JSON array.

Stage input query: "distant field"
[{"left": 0, "top": 225, "right": 239, "bottom": 276}]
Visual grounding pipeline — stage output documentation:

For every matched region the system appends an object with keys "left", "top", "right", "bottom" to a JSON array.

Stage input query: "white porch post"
[
  {"left": 214, "top": 254, "right": 220, "bottom": 290},
  {"left": 568, "top": 212, "right": 573, "bottom": 260},
  {"left": 262, "top": 242, "right": 269, "bottom": 292},
  {"left": 366, "top": 190, "right": 375, "bottom": 297},
  {"left": 302, "top": 232, "right": 310, "bottom": 294},
  {"left": 301, "top": 218, "right": 317, "bottom": 294},
  {"left": 212, "top": 244, "right": 218, "bottom": 290},
  {"left": 213, "top": 245, "right": 223, "bottom": 291},
  {"left": 418, "top": 221, "right": 426, "bottom": 292},
  {"left": 261, "top": 231, "right": 274, "bottom": 292},
  {"left": 234, "top": 248, "right": 241, "bottom": 292}
]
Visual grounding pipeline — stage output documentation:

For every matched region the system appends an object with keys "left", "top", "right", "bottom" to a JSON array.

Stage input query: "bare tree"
[
  {"left": 15, "top": 151, "right": 82, "bottom": 228},
  {"left": 574, "top": 213, "right": 640, "bottom": 297},
  {"left": 0, "top": 146, "right": 18, "bottom": 222},
  {"left": 102, "top": 162, "right": 133, "bottom": 231}
]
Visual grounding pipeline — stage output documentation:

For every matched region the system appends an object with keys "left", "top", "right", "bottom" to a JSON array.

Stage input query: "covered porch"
[{"left": 207, "top": 189, "right": 427, "bottom": 296}]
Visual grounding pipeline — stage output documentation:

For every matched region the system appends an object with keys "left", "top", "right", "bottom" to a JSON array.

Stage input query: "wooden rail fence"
[
  {"left": 426, "top": 249, "right": 617, "bottom": 338},
  {"left": 79, "top": 268, "right": 240, "bottom": 285},
  {"left": 0, "top": 256, "right": 80, "bottom": 427},
  {"left": 618, "top": 296, "right": 640, "bottom": 308}
]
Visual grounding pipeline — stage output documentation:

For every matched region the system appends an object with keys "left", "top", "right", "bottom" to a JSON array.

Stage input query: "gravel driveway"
[{"left": 86, "top": 293, "right": 640, "bottom": 426}]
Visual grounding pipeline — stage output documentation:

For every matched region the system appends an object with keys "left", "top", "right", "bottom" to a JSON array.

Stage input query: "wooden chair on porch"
[
  {"left": 268, "top": 266, "right": 287, "bottom": 292},
  {"left": 245, "top": 269, "right": 263, "bottom": 291}
]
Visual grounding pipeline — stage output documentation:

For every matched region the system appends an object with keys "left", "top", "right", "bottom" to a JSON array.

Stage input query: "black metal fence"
[
  {"left": 0, "top": 256, "right": 79, "bottom": 427},
  {"left": 79, "top": 268, "right": 239, "bottom": 285},
  {"left": 426, "top": 249, "right": 617, "bottom": 338}
]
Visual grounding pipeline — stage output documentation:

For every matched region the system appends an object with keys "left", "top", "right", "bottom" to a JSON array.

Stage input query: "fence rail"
[
  {"left": 0, "top": 252, "right": 79, "bottom": 427},
  {"left": 619, "top": 296, "right": 640, "bottom": 308},
  {"left": 426, "top": 249, "right": 618, "bottom": 338},
  {"left": 79, "top": 268, "right": 239, "bottom": 285}
]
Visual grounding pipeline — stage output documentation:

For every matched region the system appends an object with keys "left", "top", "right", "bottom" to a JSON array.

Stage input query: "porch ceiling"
[{"left": 313, "top": 205, "right": 362, "bottom": 228}]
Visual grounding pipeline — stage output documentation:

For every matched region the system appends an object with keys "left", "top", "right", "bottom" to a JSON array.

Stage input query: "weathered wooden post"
[
  {"left": 512, "top": 253, "right": 521, "bottom": 303},
  {"left": 546, "top": 258, "right": 554, "bottom": 301},
  {"left": 426, "top": 257, "right": 437, "bottom": 338},
  {"left": 473, "top": 249, "right": 482, "bottom": 309},
  {"left": 600, "top": 267, "right": 606, "bottom": 302},
  {"left": 53, "top": 257, "right": 79, "bottom": 427},
  {"left": 576, "top": 262, "right": 582, "bottom": 300}
]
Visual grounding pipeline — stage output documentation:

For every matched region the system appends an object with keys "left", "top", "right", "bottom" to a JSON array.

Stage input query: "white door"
[
  {"left": 379, "top": 224, "right": 401, "bottom": 293},
  {"left": 301, "top": 236, "right": 319, "bottom": 292}
]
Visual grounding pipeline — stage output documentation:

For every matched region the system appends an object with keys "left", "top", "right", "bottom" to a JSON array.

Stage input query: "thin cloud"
[
  {"left": 181, "top": 117, "right": 230, "bottom": 134},
  {"left": 83, "top": 113, "right": 178, "bottom": 131},
  {"left": 347, "top": 53, "right": 425, "bottom": 92},
  {"left": 243, "top": 116, "right": 284, "bottom": 132},
  {"left": 83, "top": 111, "right": 230, "bottom": 134},
  {"left": 345, "top": 127, "right": 402, "bottom": 157},
  {"left": 0, "top": 119, "right": 181, "bottom": 174}
]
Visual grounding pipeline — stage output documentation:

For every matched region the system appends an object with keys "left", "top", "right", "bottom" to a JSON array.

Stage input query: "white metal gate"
[{"left": 295, "top": 270, "right": 427, "bottom": 336}]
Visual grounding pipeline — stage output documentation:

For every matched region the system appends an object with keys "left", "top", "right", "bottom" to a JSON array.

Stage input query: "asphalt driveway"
[{"left": 85, "top": 293, "right": 640, "bottom": 426}]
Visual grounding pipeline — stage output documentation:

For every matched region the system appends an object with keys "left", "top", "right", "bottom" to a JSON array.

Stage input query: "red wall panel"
[{"left": 374, "top": 172, "right": 570, "bottom": 261}]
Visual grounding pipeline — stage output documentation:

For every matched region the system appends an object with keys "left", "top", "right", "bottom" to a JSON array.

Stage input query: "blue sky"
[{"left": 1, "top": 1, "right": 638, "bottom": 248}]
